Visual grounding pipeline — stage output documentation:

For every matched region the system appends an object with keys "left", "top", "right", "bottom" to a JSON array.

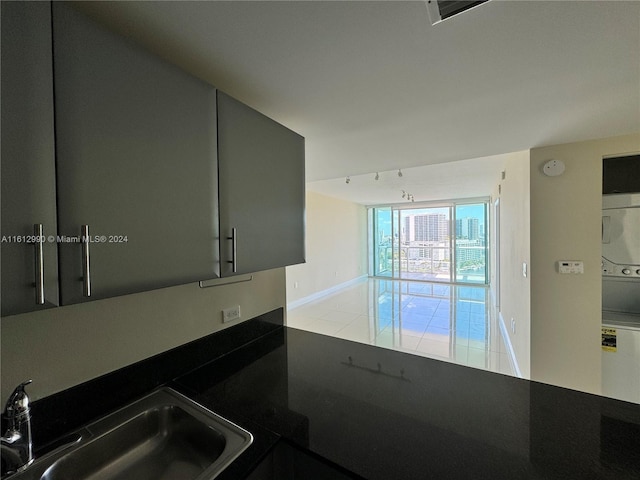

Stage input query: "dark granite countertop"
[
  {"left": 25, "top": 310, "right": 640, "bottom": 480},
  {"left": 177, "top": 326, "right": 640, "bottom": 480}
]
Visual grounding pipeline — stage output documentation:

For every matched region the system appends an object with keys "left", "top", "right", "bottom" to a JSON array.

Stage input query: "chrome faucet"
[{"left": 1, "top": 381, "right": 34, "bottom": 477}]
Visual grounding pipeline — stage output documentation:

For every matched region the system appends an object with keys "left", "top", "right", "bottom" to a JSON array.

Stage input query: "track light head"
[
  {"left": 375, "top": 172, "right": 379, "bottom": 181},
  {"left": 398, "top": 169, "right": 403, "bottom": 177},
  {"left": 345, "top": 176, "right": 350, "bottom": 184}
]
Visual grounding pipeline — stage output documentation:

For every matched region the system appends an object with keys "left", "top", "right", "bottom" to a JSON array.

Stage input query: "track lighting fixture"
[
  {"left": 401, "top": 190, "right": 415, "bottom": 202},
  {"left": 375, "top": 172, "right": 379, "bottom": 181},
  {"left": 345, "top": 176, "right": 350, "bottom": 184},
  {"left": 398, "top": 169, "right": 403, "bottom": 178}
]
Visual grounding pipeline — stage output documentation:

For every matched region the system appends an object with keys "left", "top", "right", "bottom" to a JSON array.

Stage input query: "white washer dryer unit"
[
  {"left": 601, "top": 193, "right": 640, "bottom": 404},
  {"left": 602, "top": 312, "right": 640, "bottom": 404},
  {"left": 602, "top": 193, "right": 640, "bottom": 280}
]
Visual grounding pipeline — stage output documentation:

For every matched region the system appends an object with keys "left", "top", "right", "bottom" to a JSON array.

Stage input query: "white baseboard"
[
  {"left": 498, "top": 312, "right": 523, "bottom": 378},
  {"left": 287, "top": 275, "right": 368, "bottom": 310}
]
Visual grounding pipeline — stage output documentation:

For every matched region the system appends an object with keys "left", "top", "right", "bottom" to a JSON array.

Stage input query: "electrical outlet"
[{"left": 222, "top": 305, "right": 241, "bottom": 323}]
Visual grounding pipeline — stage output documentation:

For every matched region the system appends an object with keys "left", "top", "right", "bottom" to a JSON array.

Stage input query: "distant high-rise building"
[
  {"left": 404, "top": 213, "right": 448, "bottom": 242},
  {"left": 456, "top": 217, "right": 479, "bottom": 240}
]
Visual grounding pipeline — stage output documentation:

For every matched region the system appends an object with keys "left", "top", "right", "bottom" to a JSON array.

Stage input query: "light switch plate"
[{"left": 558, "top": 261, "right": 584, "bottom": 274}]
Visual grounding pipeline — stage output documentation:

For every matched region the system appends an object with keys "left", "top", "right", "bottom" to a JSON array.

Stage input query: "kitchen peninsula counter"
[{"left": 177, "top": 326, "right": 640, "bottom": 480}]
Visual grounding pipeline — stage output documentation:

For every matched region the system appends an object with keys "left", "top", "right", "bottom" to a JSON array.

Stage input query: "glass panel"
[
  {"left": 372, "top": 207, "right": 393, "bottom": 277},
  {"left": 398, "top": 207, "right": 452, "bottom": 282},
  {"left": 371, "top": 200, "right": 489, "bottom": 285},
  {"left": 454, "top": 203, "right": 488, "bottom": 284},
  {"left": 392, "top": 208, "right": 401, "bottom": 278}
]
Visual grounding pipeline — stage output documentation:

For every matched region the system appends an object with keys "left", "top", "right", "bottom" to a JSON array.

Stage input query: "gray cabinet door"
[
  {"left": 217, "top": 92, "right": 305, "bottom": 277},
  {"left": 1, "top": 2, "right": 59, "bottom": 316},
  {"left": 53, "top": 4, "right": 219, "bottom": 304}
]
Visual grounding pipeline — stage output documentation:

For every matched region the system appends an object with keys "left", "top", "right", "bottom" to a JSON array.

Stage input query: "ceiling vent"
[{"left": 426, "top": 0, "right": 489, "bottom": 25}]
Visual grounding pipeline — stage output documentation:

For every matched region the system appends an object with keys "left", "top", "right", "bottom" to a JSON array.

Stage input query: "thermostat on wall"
[
  {"left": 558, "top": 261, "right": 584, "bottom": 274},
  {"left": 543, "top": 159, "right": 565, "bottom": 176}
]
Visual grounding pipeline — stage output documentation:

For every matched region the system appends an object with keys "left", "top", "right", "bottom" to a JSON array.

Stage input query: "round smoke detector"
[{"left": 543, "top": 159, "right": 565, "bottom": 177}]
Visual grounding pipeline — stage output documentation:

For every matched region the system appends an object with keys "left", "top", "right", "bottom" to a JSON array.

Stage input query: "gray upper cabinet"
[
  {"left": 217, "top": 92, "right": 305, "bottom": 277},
  {"left": 1, "top": 2, "right": 59, "bottom": 316},
  {"left": 2, "top": 3, "right": 304, "bottom": 314},
  {"left": 52, "top": 4, "right": 220, "bottom": 304}
]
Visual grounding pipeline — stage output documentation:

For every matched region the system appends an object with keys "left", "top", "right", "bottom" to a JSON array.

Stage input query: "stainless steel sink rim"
[{"left": 4, "top": 388, "right": 253, "bottom": 480}]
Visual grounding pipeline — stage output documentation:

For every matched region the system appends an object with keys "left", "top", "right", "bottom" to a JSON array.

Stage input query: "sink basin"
[{"left": 6, "top": 388, "right": 252, "bottom": 480}]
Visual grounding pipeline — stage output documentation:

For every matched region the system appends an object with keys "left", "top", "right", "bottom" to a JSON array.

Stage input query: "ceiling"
[
  {"left": 76, "top": 1, "right": 640, "bottom": 193},
  {"left": 307, "top": 151, "right": 517, "bottom": 205}
]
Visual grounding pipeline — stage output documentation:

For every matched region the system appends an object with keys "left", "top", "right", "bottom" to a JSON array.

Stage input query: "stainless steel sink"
[{"left": 6, "top": 388, "right": 252, "bottom": 480}]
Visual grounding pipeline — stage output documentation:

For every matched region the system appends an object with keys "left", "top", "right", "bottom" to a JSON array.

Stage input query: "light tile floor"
[{"left": 287, "top": 278, "right": 514, "bottom": 376}]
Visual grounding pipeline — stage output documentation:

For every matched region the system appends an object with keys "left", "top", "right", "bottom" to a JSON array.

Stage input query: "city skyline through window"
[{"left": 370, "top": 200, "right": 488, "bottom": 284}]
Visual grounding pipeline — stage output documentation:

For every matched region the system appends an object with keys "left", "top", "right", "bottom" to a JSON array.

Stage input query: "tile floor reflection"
[{"left": 287, "top": 278, "right": 514, "bottom": 376}]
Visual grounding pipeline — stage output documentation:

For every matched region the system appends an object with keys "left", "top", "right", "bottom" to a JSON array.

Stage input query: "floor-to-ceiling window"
[
  {"left": 368, "top": 199, "right": 489, "bottom": 285},
  {"left": 454, "top": 202, "right": 488, "bottom": 284},
  {"left": 372, "top": 207, "right": 393, "bottom": 277},
  {"left": 398, "top": 206, "right": 451, "bottom": 281}
]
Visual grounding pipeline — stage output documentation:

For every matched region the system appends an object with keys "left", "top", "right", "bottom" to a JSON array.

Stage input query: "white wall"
[
  {"left": 529, "top": 133, "right": 640, "bottom": 395},
  {"left": 1, "top": 268, "right": 285, "bottom": 401},
  {"left": 286, "top": 191, "right": 367, "bottom": 306},
  {"left": 490, "top": 151, "right": 531, "bottom": 378}
]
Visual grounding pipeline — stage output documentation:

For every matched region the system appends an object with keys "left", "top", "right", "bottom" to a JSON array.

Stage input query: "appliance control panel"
[{"left": 602, "top": 257, "right": 640, "bottom": 277}]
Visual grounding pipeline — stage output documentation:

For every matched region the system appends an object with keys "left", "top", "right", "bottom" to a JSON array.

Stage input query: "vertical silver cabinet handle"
[
  {"left": 34, "top": 224, "right": 45, "bottom": 305},
  {"left": 228, "top": 228, "right": 237, "bottom": 273},
  {"left": 81, "top": 225, "right": 91, "bottom": 297}
]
